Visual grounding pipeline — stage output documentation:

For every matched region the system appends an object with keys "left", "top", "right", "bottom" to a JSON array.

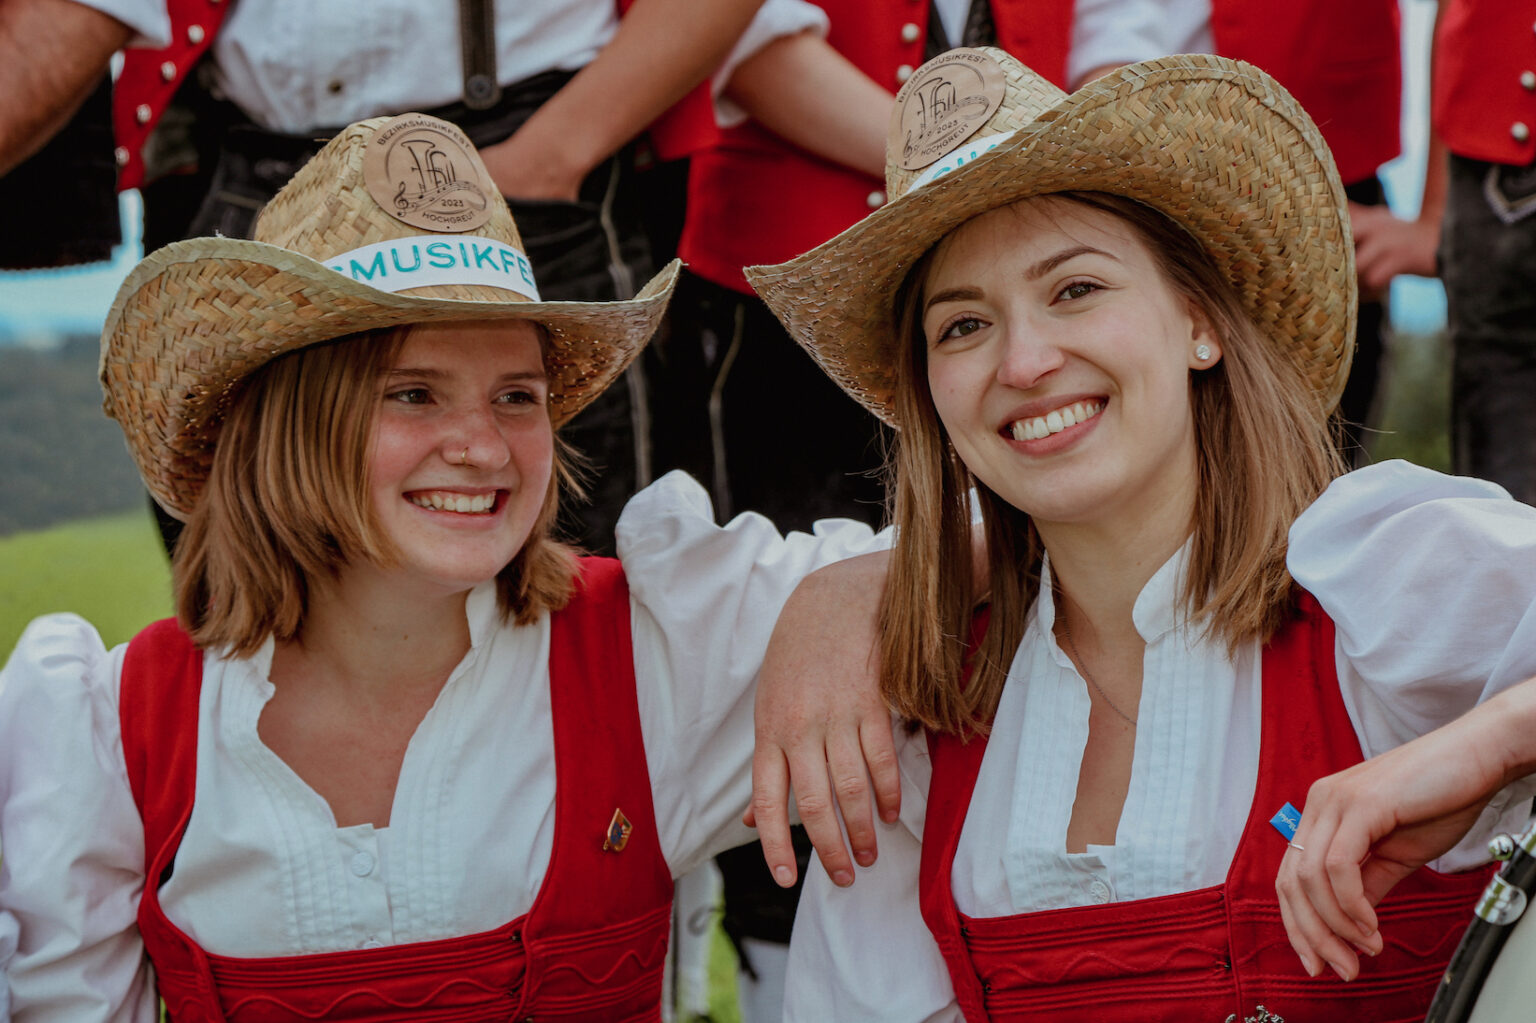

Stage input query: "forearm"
[
  {"left": 0, "top": 0, "right": 130, "bottom": 178},
  {"left": 480, "top": 0, "right": 765, "bottom": 199},
  {"left": 1464, "top": 673, "right": 1536, "bottom": 795},
  {"left": 1276, "top": 672, "right": 1536, "bottom": 980},
  {"left": 724, "top": 29, "right": 892, "bottom": 179}
]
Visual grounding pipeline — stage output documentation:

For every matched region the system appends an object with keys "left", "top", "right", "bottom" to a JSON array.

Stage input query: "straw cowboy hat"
[
  {"left": 746, "top": 49, "right": 1356, "bottom": 426},
  {"left": 101, "top": 112, "right": 679, "bottom": 519}
]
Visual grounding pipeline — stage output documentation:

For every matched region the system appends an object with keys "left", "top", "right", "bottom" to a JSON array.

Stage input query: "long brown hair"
[
  {"left": 174, "top": 324, "right": 579, "bottom": 655},
  {"left": 880, "top": 192, "right": 1344, "bottom": 735}
]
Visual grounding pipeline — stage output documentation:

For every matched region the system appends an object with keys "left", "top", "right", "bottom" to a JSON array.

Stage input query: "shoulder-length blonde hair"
[
  {"left": 173, "top": 324, "right": 580, "bottom": 656},
  {"left": 881, "top": 192, "right": 1345, "bottom": 735}
]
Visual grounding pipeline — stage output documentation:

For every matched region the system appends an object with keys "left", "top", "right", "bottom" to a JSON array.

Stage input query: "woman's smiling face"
[
  {"left": 365, "top": 319, "right": 554, "bottom": 597},
  {"left": 921, "top": 196, "right": 1219, "bottom": 532}
]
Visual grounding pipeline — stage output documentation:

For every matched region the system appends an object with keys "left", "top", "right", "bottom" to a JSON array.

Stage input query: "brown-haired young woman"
[
  {"left": 0, "top": 113, "right": 883, "bottom": 1021},
  {"left": 745, "top": 50, "right": 1536, "bottom": 1022}
]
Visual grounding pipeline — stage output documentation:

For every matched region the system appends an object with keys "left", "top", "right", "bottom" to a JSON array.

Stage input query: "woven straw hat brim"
[
  {"left": 746, "top": 54, "right": 1356, "bottom": 427},
  {"left": 101, "top": 236, "right": 679, "bottom": 519}
]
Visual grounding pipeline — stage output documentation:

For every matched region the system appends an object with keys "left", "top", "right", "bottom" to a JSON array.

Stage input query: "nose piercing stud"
[
  {"left": 459, "top": 447, "right": 470, "bottom": 466},
  {"left": 1194, "top": 344, "right": 1212, "bottom": 362}
]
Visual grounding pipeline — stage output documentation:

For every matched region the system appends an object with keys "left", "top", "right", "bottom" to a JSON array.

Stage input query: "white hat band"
[
  {"left": 907, "top": 130, "right": 1018, "bottom": 195},
  {"left": 326, "top": 237, "right": 541, "bottom": 300}
]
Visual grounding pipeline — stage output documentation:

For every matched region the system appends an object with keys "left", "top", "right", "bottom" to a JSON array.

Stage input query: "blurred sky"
[{"left": 0, "top": 1, "right": 1446, "bottom": 343}]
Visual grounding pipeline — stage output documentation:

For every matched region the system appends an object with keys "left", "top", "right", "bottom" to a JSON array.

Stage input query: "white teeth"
[
  {"left": 409, "top": 492, "right": 495, "bottom": 514},
  {"left": 1009, "top": 401, "right": 1103, "bottom": 442}
]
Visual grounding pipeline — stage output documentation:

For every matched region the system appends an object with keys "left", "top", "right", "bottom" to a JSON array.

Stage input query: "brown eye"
[
  {"left": 940, "top": 317, "right": 984, "bottom": 342},
  {"left": 496, "top": 389, "right": 541, "bottom": 406},
  {"left": 1059, "top": 281, "right": 1099, "bottom": 301}
]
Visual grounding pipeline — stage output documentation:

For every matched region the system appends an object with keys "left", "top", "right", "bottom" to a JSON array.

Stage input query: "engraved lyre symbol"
[
  {"left": 915, "top": 79, "right": 959, "bottom": 133},
  {"left": 399, "top": 138, "right": 456, "bottom": 198}
]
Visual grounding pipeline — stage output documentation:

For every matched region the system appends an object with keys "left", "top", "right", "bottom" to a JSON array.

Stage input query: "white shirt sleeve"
[
  {"left": 712, "top": 0, "right": 830, "bottom": 128},
  {"left": 1068, "top": 0, "right": 1212, "bottom": 87},
  {"left": 0, "top": 615, "right": 157, "bottom": 1022},
  {"left": 783, "top": 721, "right": 961, "bottom": 1022},
  {"left": 67, "top": 0, "right": 172, "bottom": 49},
  {"left": 618, "top": 470, "right": 888, "bottom": 877},
  {"left": 1288, "top": 460, "right": 1536, "bottom": 865}
]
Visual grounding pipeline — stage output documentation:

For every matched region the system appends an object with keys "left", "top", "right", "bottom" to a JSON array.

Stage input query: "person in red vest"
[
  {"left": 1430, "top": 0, "right": 1536, "bottom": 503},
  {"left": 0, "top": 113, "right": 885, "bottom": 1020},
  {"left": 743, "top": 48, "right": 1536, "bottom": 1021}
]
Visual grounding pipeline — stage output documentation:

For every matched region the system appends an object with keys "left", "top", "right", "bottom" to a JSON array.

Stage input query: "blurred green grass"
[
  {"left": 0, "top": 507, "right": 173, "bottom": 662},
  {"left": 1364, "top": 329, "right": 1451, "bottom": 472}
]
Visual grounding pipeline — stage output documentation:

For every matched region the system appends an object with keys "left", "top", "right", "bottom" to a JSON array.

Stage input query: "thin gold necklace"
[{"left": 1058, "top": 611, "right": 1138, "bottom": 728}]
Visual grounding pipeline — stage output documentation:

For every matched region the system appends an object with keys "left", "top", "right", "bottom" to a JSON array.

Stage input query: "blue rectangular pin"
[{"left": 1270, "top": 802, "right": 1300, "bottom": 841}]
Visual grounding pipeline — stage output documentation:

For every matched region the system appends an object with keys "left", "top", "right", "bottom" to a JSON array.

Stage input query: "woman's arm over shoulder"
[
  {"left": 1277, "top": 672, "right": 1536, "bottom": 981},
  {"left": 618, "top": 471, "right": 889, "bottom": 874},
  {"left": 0, "top": 614, "right": 157, "bottom": 1021},
  {"left": 783, "top": 732, "right": 960, "bottom": 1023}
]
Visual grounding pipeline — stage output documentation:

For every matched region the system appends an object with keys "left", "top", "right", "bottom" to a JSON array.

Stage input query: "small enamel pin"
[
  {"left": 603, "top": 808, "right": 633, "bottom": 852},
  {"left": 1269, "top": 802, "right": 1301, "bottom": 842}
]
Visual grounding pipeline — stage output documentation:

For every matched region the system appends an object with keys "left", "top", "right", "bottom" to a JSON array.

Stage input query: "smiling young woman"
[
  {"left": 177, "top": 320, "right": 572, "bottom": 659},
  {"left": 744, "top": 50, "right": 1536, "bottom": 1023},
  {"left": 0, "top": 113, "right": 886, "bottom": 1021},
  {"left": 884, "top": 190, "right": 1338, "bottom": 738}
]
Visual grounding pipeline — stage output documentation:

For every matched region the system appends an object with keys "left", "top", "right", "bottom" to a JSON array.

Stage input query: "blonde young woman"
[
  {"left": 0, "top": 114, "right": 883, "bottom": 1021},
  {"left": 743, "top": 50, "right": 1536, "bottom": 1022}
]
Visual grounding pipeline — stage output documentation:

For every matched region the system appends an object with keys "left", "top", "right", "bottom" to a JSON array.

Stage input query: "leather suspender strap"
[{"left": 459, "top": 0, "right": 501, "bottom": 110}]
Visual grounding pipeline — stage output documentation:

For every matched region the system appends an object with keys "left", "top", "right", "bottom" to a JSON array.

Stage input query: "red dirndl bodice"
[
  {"left": 919, "top": 594, "right": 1491, "bottom": 1022},
  {"left": 119, "top": 557, "right": 673, "bottom": 1021}
]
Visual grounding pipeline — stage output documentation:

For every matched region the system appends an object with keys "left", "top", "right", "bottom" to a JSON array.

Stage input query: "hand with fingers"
[
  {"left": 1347, "top": 200, "right": 1440, "bottom": 301},
  {"left": 1275, "top": 677, "right": 1536, "bottom": 982},
  {"left": 746, "top": 551, "right": 901, "bottom": 889}
]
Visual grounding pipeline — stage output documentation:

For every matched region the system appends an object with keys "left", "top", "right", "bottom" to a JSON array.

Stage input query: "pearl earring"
[{"left": 1194, "top": 344, "right": 1212, "bottom": 362}]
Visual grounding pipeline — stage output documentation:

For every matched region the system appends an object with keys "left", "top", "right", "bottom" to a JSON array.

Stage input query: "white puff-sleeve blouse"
[
  {"left": 784, "top": 461, "right": 1536, "bottom": 1023},
  {"left": 0, "top": 471, "right": 884, "bottom": 1022}
]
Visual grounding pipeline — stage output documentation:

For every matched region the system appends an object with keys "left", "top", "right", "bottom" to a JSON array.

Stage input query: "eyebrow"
[
  {"left": 924, "top": 285, "right": 984, "bottom": 313},
  {"left": 1024, "top": 245, "right": 1115, "bottom": 281},
  {"left": 924, "top": 245, "right": 1116, "bottom": 313}
]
